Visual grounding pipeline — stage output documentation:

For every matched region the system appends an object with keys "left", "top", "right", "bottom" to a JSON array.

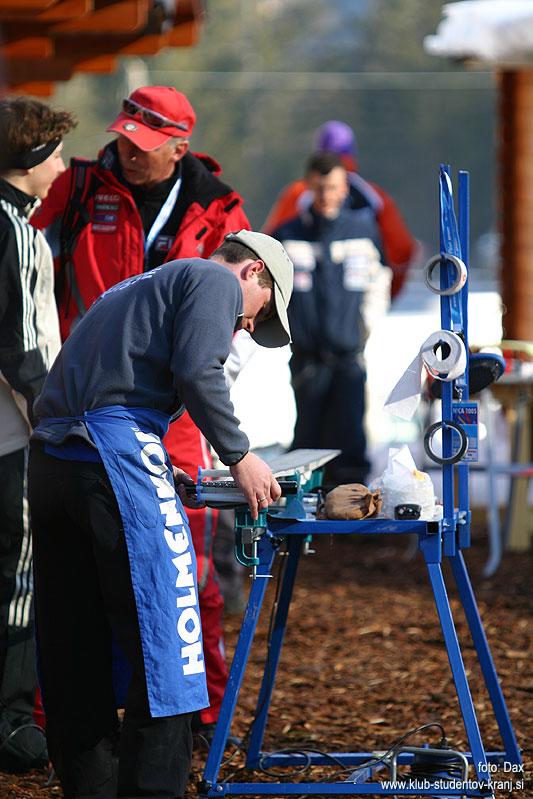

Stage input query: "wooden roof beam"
[
  {"left": 0, "top": 0, "right": 93, "bottom": 21},
  {"left": 0, "top": 0, "right": 205, "bottom": 94},
  {"left": 117, "top": 32, "right": 170, "bottom": 55},
  {"left": 173, "top": 0, "right": 203, "bottom": 17},
  {"left": 6, "top": 57, "right": 74, "bottom": 83},
  {"left": 0, "top": 36, "right": 54, "bottom": 58},
  {"left": 52, "top": 0, "right": 149, "bottom": 33},
  {"left": 168, "top": 19, "right": 200, "bottom": 47},
  {"left": 74, "top": 54, "right": 117, "bottom": 73},
  {"left": 0, "top": 0, "right": 58, "bottom": 10},
  {"left": 52, "top": 29, "right": 167, "bottom": 58},
  {"left": 5, "top": 81, "right": 55, "bottom": 96},
  {"left": 6, "top": 52, "right": 117, "bottom": 84},
  {"left": 0, "top": 2, "right": 149, "bottom": 40}
]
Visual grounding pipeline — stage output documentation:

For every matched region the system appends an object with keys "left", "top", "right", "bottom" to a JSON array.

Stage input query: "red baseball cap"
[{"left": 107, "top": 86, "right": 196, "bottom": 152}]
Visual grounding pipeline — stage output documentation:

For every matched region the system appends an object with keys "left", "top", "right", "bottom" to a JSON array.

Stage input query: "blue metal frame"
[
  {"left": 457, "top": 171, "right": 471, "bottom": 549},
  {"left": 200, "top": 169, "right": 521, "bottom": 798}
]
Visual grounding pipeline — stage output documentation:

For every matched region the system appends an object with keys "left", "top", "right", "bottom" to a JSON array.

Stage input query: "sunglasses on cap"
[{"left": 122, "top": 98, "right": 189, "bottom": 132}]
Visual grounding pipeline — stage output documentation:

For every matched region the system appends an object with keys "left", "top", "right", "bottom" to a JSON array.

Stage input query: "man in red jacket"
[
  {"left": 263, "top": 120, "right": 417, "bottom": 299},
  {"left": 32, "top": 85, "right": 250, "bottom": 736}
]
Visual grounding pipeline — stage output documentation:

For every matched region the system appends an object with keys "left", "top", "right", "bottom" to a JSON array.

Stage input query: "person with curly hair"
[{"left": 0, "top": 96, "right": 76, "bottom": 771}]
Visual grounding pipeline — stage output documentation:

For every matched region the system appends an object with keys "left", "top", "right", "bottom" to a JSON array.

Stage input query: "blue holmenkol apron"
[{"left": 42, "top": 405, "right": 209, "bottom": 718}]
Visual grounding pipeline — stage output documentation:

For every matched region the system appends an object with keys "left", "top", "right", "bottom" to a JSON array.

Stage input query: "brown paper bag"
[{"left": 317, "top": 484, "right": 382, "bottom": 520}]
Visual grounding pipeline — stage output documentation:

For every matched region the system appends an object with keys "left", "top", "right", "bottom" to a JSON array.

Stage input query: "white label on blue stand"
[{"left": 452, "top": 401, "right": 479, "bottom": 462}]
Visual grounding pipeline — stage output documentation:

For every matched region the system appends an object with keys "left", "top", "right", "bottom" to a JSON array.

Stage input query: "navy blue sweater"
[
  {"left": 272, "top": 207, "right": 383, "bottom": 356},
  {"left": 33, "top": 258, "right": 250, "bottom": 465}
]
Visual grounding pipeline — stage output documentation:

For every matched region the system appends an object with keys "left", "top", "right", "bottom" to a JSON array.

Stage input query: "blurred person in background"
[
  {"left": 32, "top": 85, "right": 250, "bottom": 740},
  {"left": 0, "top": 96, "right": 76, "bottom": 770},
  {"left": 271, "top": 152, "right": 391, "bottom": 486},
  {"left": 264, "top": 120, "right": 417, "bottom": 299}
]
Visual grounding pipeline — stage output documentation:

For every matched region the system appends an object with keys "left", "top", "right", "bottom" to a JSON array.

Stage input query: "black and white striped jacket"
[{"left": 0, "top": 179, "right": 61, "bottom": 457}]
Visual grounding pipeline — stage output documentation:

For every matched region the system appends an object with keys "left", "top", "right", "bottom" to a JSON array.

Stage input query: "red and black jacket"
[{"left": 32, "top": 141, "right": 250, "bottom": 339}]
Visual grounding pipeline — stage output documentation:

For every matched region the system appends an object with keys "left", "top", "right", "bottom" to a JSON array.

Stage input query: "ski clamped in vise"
[
  {"left": 184, "top": 473, "right": 299, "bottom": 580},
  {"left": 184, "top": 450, "right": 341, "bottom": 578}
]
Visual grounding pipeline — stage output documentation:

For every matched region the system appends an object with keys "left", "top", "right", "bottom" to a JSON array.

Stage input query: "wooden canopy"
[{"left": 0, "top": 0, "right": 204, "bottom": 96}]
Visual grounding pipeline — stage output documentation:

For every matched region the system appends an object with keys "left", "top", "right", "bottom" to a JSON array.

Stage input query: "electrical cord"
[
  {"left": 251, "top": 723, "right": 449, "bottom": 783},
  {"left": 0, "top": 721, "right": 49, "bottom": 781},
  {"left": 258, "top": 747, "right": 347, "bottom": 778},
  {"left": 222, "top": 724, "right": 450, "bottom": 785},
  {"left": 44, "top": 766, "right": 57, "bottom": 787},
  {"left": 331, "top": 722, "right": 449, "bottom": 782},
  {"left": 0, "top": 721, "right": 47, "bottom": 753}
]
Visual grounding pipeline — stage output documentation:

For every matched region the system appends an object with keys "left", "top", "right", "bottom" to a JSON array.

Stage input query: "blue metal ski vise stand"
[{"left": 201, "top": 168, "right": 522, "bottom": 798}]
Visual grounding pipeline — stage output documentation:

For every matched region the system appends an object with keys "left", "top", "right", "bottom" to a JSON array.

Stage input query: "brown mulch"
[{"left": 1, "top": 528, "right": 531, "bottom": 798}]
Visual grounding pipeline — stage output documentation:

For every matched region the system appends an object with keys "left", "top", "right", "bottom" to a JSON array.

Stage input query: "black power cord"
[
  {"left": 335, "top": 722, "right": 449, "bottom": 782},
  {"left": 0, "top": 721, "right": 49, "bottom": 779},
  {"left": 223, "top": 723, "right": 452, "bottom": 785},
  {"left": 258, "top": 747, "right": 347, "bottom": 779},
  {"left": 0, "top": 721, "right": 47, "bottom": 754}
]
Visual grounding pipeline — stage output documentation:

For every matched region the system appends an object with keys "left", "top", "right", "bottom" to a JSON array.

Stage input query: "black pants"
[
  {"left": 290, "top": 352, "right": 370, "bottom": 485},
  {"left": 0, "top": 449, "right": 42, "bottom": 749},
  {"left": 28, "top": 443, "right": 192, "bottom": 799}
]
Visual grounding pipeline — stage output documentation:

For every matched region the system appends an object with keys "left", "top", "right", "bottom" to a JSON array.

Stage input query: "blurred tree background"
[{"left": 53, "top": 0, "right": 496, "bottom": 264}]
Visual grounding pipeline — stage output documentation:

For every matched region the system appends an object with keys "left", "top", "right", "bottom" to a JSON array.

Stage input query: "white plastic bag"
[{"left": 372, "top": 445, "right": 436, "bottom": 521}]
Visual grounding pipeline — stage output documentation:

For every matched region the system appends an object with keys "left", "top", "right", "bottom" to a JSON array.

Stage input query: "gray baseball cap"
[{"left": 224, "top": 230, "right": 293, "bottom": 348}]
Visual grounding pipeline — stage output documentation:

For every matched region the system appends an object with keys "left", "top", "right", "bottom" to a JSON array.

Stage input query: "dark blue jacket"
[{"left": 272, "top": 207, "right": 385, "bottom": 356}]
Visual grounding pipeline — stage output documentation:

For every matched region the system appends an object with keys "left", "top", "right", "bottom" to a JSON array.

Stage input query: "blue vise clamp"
[{"left": 234, "top": 469, "right": 319, "bottom": 578}]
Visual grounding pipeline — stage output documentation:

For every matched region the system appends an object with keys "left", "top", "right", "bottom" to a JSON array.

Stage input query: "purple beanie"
[{"left": 314, "top": 120, "right": 357, "bottom": 157}]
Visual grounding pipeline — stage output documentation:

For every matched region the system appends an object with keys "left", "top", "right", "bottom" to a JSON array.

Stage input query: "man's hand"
[
  {"left": 229, "top": 452, "right": 281, "bottom": 520},
  {"left": 172, "top": 466, "right": 205, "bottom": 510}
]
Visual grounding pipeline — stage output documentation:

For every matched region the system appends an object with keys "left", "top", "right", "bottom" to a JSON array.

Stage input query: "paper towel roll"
[
  {"left": 421, "top": 330, "right": 467, "bottom": 380},
  {"left": 424, "top": 253, "right": 467, "bottom": 296},
  {"left": 385, "top": 331, "right": 467, "bottom": 420}
]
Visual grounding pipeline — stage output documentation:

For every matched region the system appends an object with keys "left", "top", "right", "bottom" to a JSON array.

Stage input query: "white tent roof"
[{"left": 425, "top": 1, "right": 533, "bottom": 64}]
